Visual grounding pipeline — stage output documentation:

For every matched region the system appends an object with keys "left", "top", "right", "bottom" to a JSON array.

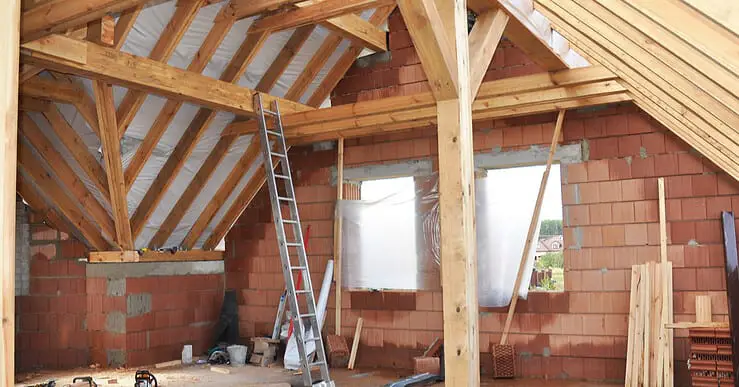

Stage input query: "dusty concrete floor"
[{"left": 16, "top": 364, "right": 619, "bottom": 386}]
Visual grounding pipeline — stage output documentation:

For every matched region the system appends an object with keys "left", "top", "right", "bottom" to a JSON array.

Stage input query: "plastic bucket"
[{"left": 227, "top": 345, "right": 248, "bottom": 366}]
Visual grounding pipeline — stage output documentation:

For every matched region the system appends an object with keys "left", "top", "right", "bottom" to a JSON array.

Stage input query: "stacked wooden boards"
[{"left": 625, "top": 261, "right": 674, "bottom": 386}]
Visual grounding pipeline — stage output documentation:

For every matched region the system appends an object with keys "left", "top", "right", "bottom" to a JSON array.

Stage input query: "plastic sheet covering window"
[{"left": 339, "top": 171, "right": 548, "bottom": 307}]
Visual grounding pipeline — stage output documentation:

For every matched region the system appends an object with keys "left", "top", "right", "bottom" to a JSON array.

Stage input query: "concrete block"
[
  {"left": 127, "top": 293, "right": 152, "bottom": 317},
  {"left": 105, "top": 312, "right": 126, "bottom": 334},
  {"left": 107, "top": 278, "right": 126, "bottom": 296}
]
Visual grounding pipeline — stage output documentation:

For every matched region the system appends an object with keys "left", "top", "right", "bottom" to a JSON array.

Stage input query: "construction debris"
[
  {"left": 154, "top": 360, "right": 181, "bottom": 369},
  {"left": 209, "top": 366, "right": 230, "bottom": 375},
  {"left": 325, "top": 334, "right": 350, "bottom": 368}
]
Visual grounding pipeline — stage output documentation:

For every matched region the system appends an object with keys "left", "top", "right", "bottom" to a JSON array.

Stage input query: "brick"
[
  {"left": 521, "top": 124, "right": 543, "bottom": 145},
  {"left": 502, "top": 126, "right": 523, "bottom": 147},
  {"left": 582, "top": 226, "right": 603, "bottom": 247},
  {"left": 566, "top": 205, "right": 589, "bottom": 226},
  {"left": 654, "top": 154, "right": 679, "bottom": 176},
  {"left": 640, "top": 132, "right": 665, "bottom": 155},
  {"left": 630, "top": 157, "right": 655, "bottom": 178},
  {"left": 589, "top": 203, "right": 612, "bottom": 225},
  {"left": 579, "top": 183, "right": 600, "bottom": 204},
  {"left": 612, "top": 202, "right": 635, "bottom": 224},
  {"left": 673, "top": 268, "right": 697, "bottom": 291},
  {"left": 618, "top": 135, "right": 642, "bottom": 158},
  {"left": 671, "top": 222, "right": 696, "bottom": 244},
  {"left": 696, "top": 220, "right": 722, "bottom": 243},
  {"left": 634, "top": 200, "right": 658, "bottom": 223},
  {"left": 602, "top": 225, "right": 625, "bottom": 247},
  {"left": 691, "top": 174, "right": 718, "bottom": 196},
  {"left": 566, "top": 163, "right": 588, "bottom": 184},
  {"left": 624, "top": 223, "right": 648, "bottom": 246},
  {"left": 718, "top": 173, "right": 739, "bottom": 194},
  {"left": 678, "top": 153, "right": 704, "bottom": 175},
  {"left": 621, "top": 179, "right": 646, "bottom": 201},
  {"left": 586, "top": 160, "right": 609, "bottom": 182},
  {"left": 666, "top": 175, "right": 693, "bottom": 198},
  {"left": 628, "top": 113, "right": 653, "bottom": 134},
  {"left": 681, "top": 198, "right": 707, "bottom": 220},
  {"left": 608, "top": 158, "right": 632, "bottom": 180},
  {"left": 604, "top": 114, "right": 628, "bottom": 136},
  {"left": 696, "top": 268, "right": 726, "bottom": 291},
  {"left": 706, "top": 196, "right": 732, "bottom": 219},
  {"left": 599, "top": 181, "right": 622, "bottom": 203},
  {"left": 589, "top": 137, "right": 619, "bottom": 160}
]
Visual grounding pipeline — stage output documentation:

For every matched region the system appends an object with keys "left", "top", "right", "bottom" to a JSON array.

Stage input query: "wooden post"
[
  {"left": 334, "top": 137, "right": 344, "bottom": 336},
  {"left": 436, "top": 1, "right": 479, "bottom": 385},
  {"left": 500, "top": 110, "right": 566, "bottom": 345},
  {"left": 1, "top": 0, "right": 21, "bottom": 384}
]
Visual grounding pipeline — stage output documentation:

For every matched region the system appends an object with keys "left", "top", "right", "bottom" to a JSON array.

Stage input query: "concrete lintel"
[
  {"left": 86, "top": 260, "right": 224, "bottom": 279},
  {"left": 340, "top": 159, "right": 434, "bottom": 183},
  {"left": 474, "top": 143, "right": 583, "bottom": 170}
]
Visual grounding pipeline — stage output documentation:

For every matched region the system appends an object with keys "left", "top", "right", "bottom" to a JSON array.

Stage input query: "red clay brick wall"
[
  {"left": 224, "top": 9, "right": 739, "bottom": 384},
  {"left": 16, "top": 216, "right": 89, "bottom": 371}
]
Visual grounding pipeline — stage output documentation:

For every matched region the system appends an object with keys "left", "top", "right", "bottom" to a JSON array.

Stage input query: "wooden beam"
[
  {"left": 535, "top": 0, "right": 739, "bottom": 181},
  {"left": 225, "top": 66, "right": 625, "bottom": 139},
  {"left": 468, "top": 8, "right": 508, "bottom": 98},
  {"left": 334, "top": 137, "right": 344, "bottom": 336},
  {"left": 181, "top": 137, "right": 261, "bottom": 249},
  {"left": 86, "top": 15, "right": 115, "bottom": 46},
  {"left": 682, "top": 0, "right": 739, "bottom": 36},
  {"left": 494, "top": 0, "right": 569, "bottom": 71},
  {"left": 123, "top": 15, "right": 237, "bottom": 189},
  {"left": 397, "top": 0, "right": 458, "bottom": 100},
  {"left": 250, "top": 0, "right": 392, "bottom": 33},
  {"left": 42, "top": 106, "right": 110, "bottom": 197},
  {"left": 0, "top": 0, "right": 20, "bottom": 382},
  {"left": 500, "top": 110, "right": 565, "bottom": 345},
  {"left": 306, "top": 6, "right": 395, "bottom": 106},
  {"left": 434, "top": 1, "right": 478, "bottom": 384},
  {"left": 21, "top": 0, "right": 149, "bottom": 42},
  {"left": 20, "top": 76, "right": 86, "bottom": 105},
  {"left": 148, "top": 135, "right": 238, "bottom": 248},
  {"left": 19, "top": 114, "right": 115, "bottom": 240},
  {"left": 21, "top": 35, "right": 313, "bottom": 117},
  {"left": 219, "top": 0, "right": 303, "bottom": 20},
  {"left": 89, "top": 250, "right": 224, "bottom": 263},
  {"left": 19, "top": 64, "right": 43, "bottom": 83},
  {"left": 16, "top": 174, "right": 70, "bottom": 233},
  {"left": 255, "top": 25, "right": 316, "bottom": 94},
  {"left": 129, "top": 31, "right": 271, "bottom": 240},
  {"left": 18, "top": 146, "right": 110, "bottom": 250},
  {"left": 18, "top": 96, "right": 51, "bottom": 112},
  {"left": 665, "top": 321, "right": 729, "bottom": 329},
  {"left": 93, "top": 80, "right": 133, "bottom": 249},
  {"left": 116, "top": 0, "right": 205, "bottom": 137},
  {"left": 113, "top": 5, "right": 143, "bottom": 50}
]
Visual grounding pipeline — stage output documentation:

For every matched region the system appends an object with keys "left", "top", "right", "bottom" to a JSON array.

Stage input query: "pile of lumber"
[{"left": 625, "top": 261, "right": 674, "bottom": 386}]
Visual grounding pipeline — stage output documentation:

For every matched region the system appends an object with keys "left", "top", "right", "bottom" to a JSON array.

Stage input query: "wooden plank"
[
  {"left": 21, "top": 0, "right": 149, "bottom": 42},
  {"left": 93, "top": 80, "right": 133, "bottom": 250},
  {"left": 113, "top": 5, "right": 143, "bottom": 50},
  {"left": 397, "top": 0, "right": 457, "bottom": 101},
  {"left": 19, "top": 114, "right": 115, "bottom": 241},
  {"left": 334, "top": 137, "right": 344, "bottom": 336},
  {"left": 721, "top": 210, "right": 739, "bottom": 383},
  {"left": 665, "top": 321, "right": 729, "bottom": 329},
  {"left": 0, "top": 0, "right": 20, "bottom": 382},
  {"left": 500, "top": 111, "right": 565, "bottom": 345},
  {"left": 89, "top": 250, "right": 224, "bottom": 263},
  {"left": 116, "top": 0, "right": 205, "bottom": 137},
  {"left": 305, "top": 6, "right": 395, "bottom": 107},
  {"left": 42, "top": 106, "right": 110, "bottom": 197},
  {"left": 642, "top": 263, "right": 651, "bottom": 387},
  {"left": 20, "top": 76, "right": 86, "bottom": 105},
  {"left": 18, "top": 96, "right": 51, "bottom": 112},
  {"left": 696, "top": 295, "right": 712, "bottom": 323},
  {"left": 21, "top": 35, "right": 313, "bottom": 117},
  {"left": 16, "top": 174, "right": 69, "bottom": 234},
  {"left": 86, "top": 15, "right": 115, "bottom": 46},
  {"left": 250, "top": 0, "right": 392, "bottom": 33},
  {"left": 18, "top": 145, "right": 110, "bottom": 250},
  {"left": 123, "top": 16, "right": 236, "bottom": 188},
  {"left": 19, "top": 64, "right": 43, "bottom": 83},
  {"left": 182, "top": 138, "right": 261, "bottom": 249},
  {"left": 682, "top": 0, "right": 739, "bottom": 36},
  {"left": 220, "top": 0, "right": 303, "bottom": 20},
  {"left": 649, "top": 261, "right": 662, "bottom": 387},
  {"left": 320, "top": 12, "right": 387, "bottom": 53},
  {"left": 624, "top": 265, "right": 640, "bottom": 386},
  {"left": 665, "top": 261, "right": 674, "bottom": 387},
  {"left": 255, "top": 25, "right": 316, "bottom": 94},
  {"left": 468, "top": 8, "right": 508, "bottom": 98},
  {"left": 148, "top": 135, "right": 238, "bottom": 248},
  {"left": 658, "top": 177, "right": 667, "bottom": 263},
  {"left": 347, "top": 317, "right": 363, "bottom": 370},
  {"left": 435, "top": 1, "right": 479, "bottom": 385},
  {"left": 130, "top": 30, "right": 271, "bottom": 240}
]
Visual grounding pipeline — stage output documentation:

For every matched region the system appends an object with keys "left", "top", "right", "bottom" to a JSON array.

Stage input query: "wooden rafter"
[
  {"left": 19, "top": 64, "right": 43, "bottom": 83},
  {"left": 89, "top": 249, "right": 224, "bottom": 262},
  {"left": 147, "top": 134, "right": 237, "bottom": 248},
  {"left": 225, "top": 66, "right": 627, "bottom": 141},
  {"left": 21, "top": 35, "right": 312, "bottom": 117},
  {"left": 19, "top": 96, "right": 51, "bottom": 112},
  {"left": 535, "top": 0, "right": 739, "bottom": 179},
  {"left": 116, "top": 0, "right": 205, "bottom": 138},
  {"left": 248, "top": 0, "right": 390, "bottom": 52},
  {"left": 114, "top": 5, "right": 143, "bottom": 50},
  {"left": 86, "top": 15, "right": 115, "bottom": 46},
  {"left": 129, "top": 30, "right": 272, "bottom": 240},
  {"left": 93, "top": 80, "right": 134, "bottom": 249},
  {"left": 468, "top": 8, "right": 508, "bottom": 97},
  {"left": 21, "top": 76, "right": 86, "bottom": 105},
  {"left": 18, "top": 146, "right": 110, "bottom": 250},
  {"left": 284, "top": 34, "right": 343, "bottom": 101},
  {"left": 21, "top": 0, "right": 150, "bottom": 42},
  {"left": 181, "top": 138, "right": 261, "bottom": 249},
  {"left": 123, "top": 13, "right": 237, "bottom": 189},
  {"left": 397, "top": 0, "right": 458, "bottom": 100},
  {"left": 41, "top": 106, "right": 110, "bottom": 197},
  {"left": 256, "top": 25, "right": 316, "bottom": 94},
  {"left": 19, "top": 114, "right": 115, "bottom": 240},
  {"left": 306, "top": 6, "right": 395, "bottom": 106},
  {"left": 16, "top": 174, "right": 70, "bottom": 234}
]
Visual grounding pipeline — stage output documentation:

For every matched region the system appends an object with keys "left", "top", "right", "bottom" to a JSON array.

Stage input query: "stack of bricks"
[
  {"left": 223, "top": 8, "right": 739, "bottom": 384},
  {"left": 15, "top": 212, "right": 89, "bottom": 371},
  {"left": 688, "top": 328, "right": 734, "bottom": 385}
]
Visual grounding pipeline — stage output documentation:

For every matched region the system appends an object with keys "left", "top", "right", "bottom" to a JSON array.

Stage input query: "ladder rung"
[
  {"left": 277, "top": 196, "right": 294, "bottom": 202},
  {"left": 271, "top": 152, "right": 287, "bottom": 158},
  {"left": 283, "top": 220, "right": 298, "bottom": 224},
  {"left": 285, "top": 242, "right": 302, "bottom": 247},
  {"left": 309, "top": 361, "right": 326, "bottom": 368},
  {"left": 275, "top": 174, "right": 290, "bottom": 179},
  {"left": 265, "top": 129, "right": 282, "bottom": 137},
  {"left": 295, "top": 290, "right": 311, "bottom": 294},
  {"left": 290, "top": 266, "right": 307, "bottom": 270},
  {"left": 264, "top": 109, "right": 278, "bottom": 116},
  {"left": 304, "top": 337, "right": 321, "bottom": 342},
  {"left": 299, "top": 313, "right": 316, "bottom": 319}
]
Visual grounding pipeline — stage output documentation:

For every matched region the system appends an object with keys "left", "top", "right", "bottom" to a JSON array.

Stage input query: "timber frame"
[{"left": 5, "top": 0, "right": 739, "bottom": 384}]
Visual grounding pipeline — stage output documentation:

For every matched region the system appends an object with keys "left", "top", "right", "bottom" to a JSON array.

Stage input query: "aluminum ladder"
[{"left": 254, "top": 94, "right": 333, "bottom": 387}]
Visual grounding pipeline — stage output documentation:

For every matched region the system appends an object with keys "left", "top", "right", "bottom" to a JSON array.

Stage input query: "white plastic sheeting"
[
  {"left": 339, "top": 168, "right": 561, "bottom": 307},
  {"left": 26, "top": 2, "right": 381, "bottom": 249}
]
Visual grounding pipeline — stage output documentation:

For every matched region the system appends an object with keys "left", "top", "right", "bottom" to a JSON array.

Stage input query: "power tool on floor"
[
  {"left": 71, "top": 376, "right": 96, "bottom": 387},
  {"left": 133, "top": 370, "right": 157, "bottom": 387}
]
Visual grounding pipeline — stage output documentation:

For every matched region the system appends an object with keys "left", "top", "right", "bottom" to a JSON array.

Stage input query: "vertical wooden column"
[
  {"left": 334, "top": 137, "right": 344, "bottom": 336},
  {"left": 436, "top": 0, "right": 479, "bottom": 385},
  {"left": 1, "top": 0, "right": 20, "bottom": 384}
]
